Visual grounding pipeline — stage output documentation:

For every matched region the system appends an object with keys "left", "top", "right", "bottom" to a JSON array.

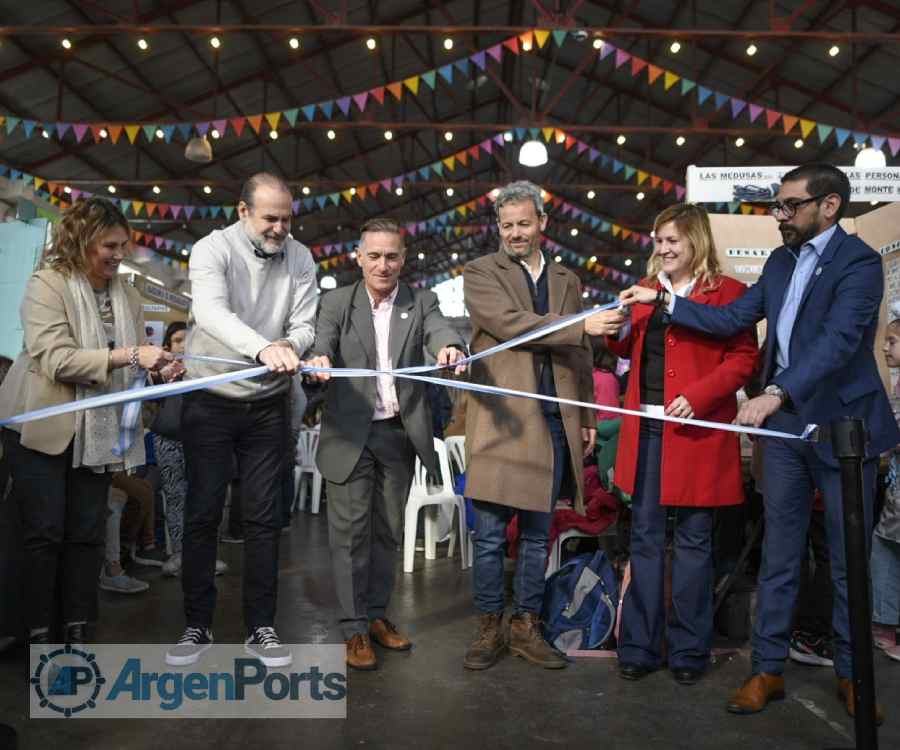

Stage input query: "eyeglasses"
[{"left": 768, "top": 193, "right": 830, "bottom": 219}]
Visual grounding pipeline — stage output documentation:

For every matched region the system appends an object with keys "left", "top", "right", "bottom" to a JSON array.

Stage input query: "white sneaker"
[
  {"left": 244, "top": 626, "right": 292, "bottom": 667},
  {"left": 166, "top": 627, "right": 213, "bottom": 666},
  {"left": 215, "top": 559, "right": 229, "bottom": 576},
  {"left": 99, "top": 571, "right": 149, "bottom": 594},
  {"left": 162, "top": 553, "right": 182, "bottom": 577}
]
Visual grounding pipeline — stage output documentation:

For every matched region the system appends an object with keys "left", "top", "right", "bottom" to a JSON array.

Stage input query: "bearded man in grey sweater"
[{"left": 166, "top": 173, "right": 317, "bottom": 669}]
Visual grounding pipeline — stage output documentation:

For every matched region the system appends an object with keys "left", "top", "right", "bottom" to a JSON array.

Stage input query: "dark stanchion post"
[{"left": 831, "top": 417, "right": 878, "bottom": 750}]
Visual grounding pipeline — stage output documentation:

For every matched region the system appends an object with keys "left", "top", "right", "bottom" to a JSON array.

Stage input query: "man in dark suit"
[
  {"left": 620, "top": 163, "right": 898, "bottom": 722},
  {"left": 303, "top": 218, "right": 466, "bottom": 671}
]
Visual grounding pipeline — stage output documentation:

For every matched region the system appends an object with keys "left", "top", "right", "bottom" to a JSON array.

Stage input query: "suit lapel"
[
  {"left": 494, "top": 250, "right": 535, "bottom": 312},
  {"left": 390, "top": 283, "right": 415, "bottom": 366},
  {"left": 794, "top": 225, "right": 844, "bottom": 320},
  {"left": 349, "top": 282, "right": 376, "bottom": 366}
]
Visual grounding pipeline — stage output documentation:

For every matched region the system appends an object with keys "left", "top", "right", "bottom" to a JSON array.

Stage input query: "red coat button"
[
  {"left": 667, "top": 337, "right": 676, "bottom": 346},
  {"left": 667, "top": 369, "right": 675, "bottom": 377}
]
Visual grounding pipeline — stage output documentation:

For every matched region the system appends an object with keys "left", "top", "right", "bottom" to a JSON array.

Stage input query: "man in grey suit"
[{"left": 303, "top": 218, "right": 466, "bottom": 670}]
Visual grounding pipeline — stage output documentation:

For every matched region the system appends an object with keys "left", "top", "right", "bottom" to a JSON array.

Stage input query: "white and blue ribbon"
[{"left": 0, "top": 301, "right": 817, "bottom": 443}]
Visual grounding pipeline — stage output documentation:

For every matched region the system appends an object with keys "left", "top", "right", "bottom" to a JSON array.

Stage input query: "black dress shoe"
[
  {"left": 672, "top": 667, "right": 702, "bottom": 685},
  {"left": 65, "top": 623, "right": 87, "bottom": 645},
  {"left": 619, "top": 662, "right": 654, "bottom": 680}
]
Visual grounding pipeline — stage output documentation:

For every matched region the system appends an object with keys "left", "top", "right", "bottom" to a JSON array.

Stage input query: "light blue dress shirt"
[{"left": 773, "top": 224, "right": 838, "bottom": 375}]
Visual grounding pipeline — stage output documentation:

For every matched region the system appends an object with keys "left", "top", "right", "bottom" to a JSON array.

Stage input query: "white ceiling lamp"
[
  {"left": 185, "top": 134, "right": 213, "bottom": 162},
  {"left": 855, "top": 146, "right": 886, "bottom": 168},
  {"left": 518, "top": 139, "right": 548, "bottom": 167},
  {"left": 319, "top": 275, "right": 337, "bottom": 290}
]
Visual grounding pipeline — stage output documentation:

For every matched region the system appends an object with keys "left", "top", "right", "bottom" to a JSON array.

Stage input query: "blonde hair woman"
[
  {"left": 606, "top": 203, "right": 757, "bottom": 685},
  {"left": 0, "top": 197, "right": 171, "bottom": 645}
]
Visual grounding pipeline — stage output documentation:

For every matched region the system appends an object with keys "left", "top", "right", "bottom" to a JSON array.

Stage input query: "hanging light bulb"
[
  {"left": 289, "top": 37, "right": 300, "bottom": 50},
  {"left": 384, "top": 130, "right": 393, "bottom": 140},
  {"left": 444, "top": 131, "right": 454, "bottom": 142},
  {"left": 746, "top": 43, "right": 757, "bottom": 56},
  {"left": 107, "top": 185, "right": 116, "bottom": 194},
  {"left": 366, "top": 37, "right": 377, "bottom": 51},
  {"left": 203, "top": 185, "right": 212, "bottom": 194},
  {"left": 855, "top": 147, "right": 887, "bottom": 168},
  {"left": 670, "top": 41, "right": 681, "bottom": 54},
  {"left": 137, "top": 38, "right": 149, "bottom": 51},
  {"left": 734, "top": 137, "right": 745, "bottom": 148},
  {"left": 152, "top": 185, "right": 161, "bottom": 195},
  {"left": 326, "top": 129, "right": 336, "bottom": 140},
  {"left": 445, "top": 187, "right": 454, "bottom": 197},
  {"left": 616, "top": 134, "right": 626, "bottom": 145},
  {"left": 155, "top": 128, "right": 165, "bottom": 139},
  {"left": 443, "top": 38, "right": 453, "bottom": 51},
  {"left": 210, "top": 128, "right": 220, "bottom": 139},
  {"left": 587, "top": 190, "right": 596, "bottom": 199},
  {"left": 302, "top": 186, "right": 311, "bottom": 195},
  {"left": 518, "top": 139, "right": 548, "bottom": 167},
  {"left": 61, "top": 38, "right": 72, "bottom": 50},
  {"left": 210, "top": 36, "right": 221, "bottom": 49}
]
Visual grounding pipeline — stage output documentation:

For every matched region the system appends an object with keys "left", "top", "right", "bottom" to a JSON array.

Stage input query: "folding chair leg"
[
  {"left": 424, "top": 507, "right": 437, "bottom": 560},
  {"left": 403, "top": 502, "right": 419, "bottom": 573},
  {"left": 310, "top": 471, "right": 323, "bottom": 514}
]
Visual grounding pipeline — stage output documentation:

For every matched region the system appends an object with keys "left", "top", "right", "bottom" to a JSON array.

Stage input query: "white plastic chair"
[
  {"left": 443, "top": 435, "right": 473, "bottom": 566},
  {"left": 545, "top": 525, "right": 617, "bottom": 578},
  {"left": 403, "top": 437, "right": 470, "bottom": 573},
  {"left": 293, "top": 426, "right": 323, "bottom": 514}
]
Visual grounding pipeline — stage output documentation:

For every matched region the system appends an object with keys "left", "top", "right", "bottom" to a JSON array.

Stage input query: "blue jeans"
[
  {"left": 872, "top": 534, "right": 900, "bottom": 625},
  {"left": 472, "top": 414, "right": 570, "bottom": 614},
  {"left": 752, "top": 410, "right": 877, "bottom": 678},
  {"left": 617, "top": 420, "right": 715, "bottom": 671}
]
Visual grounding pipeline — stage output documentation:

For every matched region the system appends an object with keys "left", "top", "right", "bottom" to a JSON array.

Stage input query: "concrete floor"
[{"left": 1, "top": 511, "right": 897, "bottom": 750}]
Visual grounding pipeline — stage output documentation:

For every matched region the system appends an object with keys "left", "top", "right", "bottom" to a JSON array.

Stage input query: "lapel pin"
[
  {"left": 815, "top": 267, "right": 822, "bottom": 276},
  {"left": 400, "top": 312, "right": 409, "bottom": 319}
]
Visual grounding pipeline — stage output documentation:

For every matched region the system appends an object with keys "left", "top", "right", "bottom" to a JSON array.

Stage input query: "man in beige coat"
[{"left": 462, "top": 180, "right": 624, "bottom": 670}]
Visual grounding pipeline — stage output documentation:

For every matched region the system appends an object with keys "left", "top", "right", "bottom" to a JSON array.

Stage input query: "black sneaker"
[
  {"left": 165, "top": 627, "right": 213, "bottom": 666},
  {"left": 788, "top": 630, "right": 834, "bottom": 667},
  {"left": 245, "top": 626, "right": 292, "bottom": 668}
]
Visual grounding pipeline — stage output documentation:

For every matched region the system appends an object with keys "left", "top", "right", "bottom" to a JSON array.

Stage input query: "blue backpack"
[{"left": 541, "top": 550, "right": 618, "bottom": 652}]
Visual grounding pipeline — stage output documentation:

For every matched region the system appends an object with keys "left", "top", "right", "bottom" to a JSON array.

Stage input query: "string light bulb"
[
  {"left": 61, "top": 38, "right": 72, "bottom": 50},
  {"left": 625, "top": 258, "right": 633, "bottom": 266},
  {"left": 593, "top": 39, "right": 604, "bottom": 50},
  {"left": 451, "top": 252, "right": 459, "bottom": 260},
  {"left": 636, "top": 191, "right": 645, "bottom": 201},
  {"left": 152, "top": 185, "right": 161, "bottom": 195},
  {"left": 107, "top": 185, "right": 116, "bottom": 194},
  {"left": 570, "top": 228, "right": 579, "bottom": 237},
  {"left": 670, "top": 41, "right": 681, "bottom": 54},
  {"left": 384, "top": 130, "right": 393, "bottom": 141},
  {"left": 395, "top": 186, "right": 404, "bottom": 196},
  {"left": 587, "top": 190, "right": 596, "bottom": 199},
  {"left": 676, "top": 136, "right": 686, "bottom": 146},
  {"left": 366, "top": 37, "right": 377, "bottom": 51},
  {"left": 269, "top": 130, "right": 278, "bottom": 140},
  {"left": 99, "top": 128, "right": 108, "bottom": 138},
  {"left": 794, "top": 138, "right": 804, "bottom": 149},
  {"left": 326, "top": 129, "right": 336, "bottom": 140},
  {"left": 289, "top": 37, "right": 300, "bottom": 50},
  {"left": 210, "top": 36, "right": 221, "bottom": 49},
  {"left": 302, "top": 186, "right": 310, "bottom": 195},
  {"left": 156, "top": 128, "right": 165, "bottom": 139},
  {"left": 443, "top": 38, "right": 453, "bottom": 50},
  {"left": 829, "top": 44, "right": 840, "bottom": 57},
  {"left": 210, "top": 128, "right": 220, "bottom": 139},
  {"left": 616, "top": 134, "right": 626, "bottom": 145},
  {"left": 137, "top": 38, "right": 149, "bottom": 51},
  {"left": 444, "top": 131, "right": 453, "bottom": 142},
  {"left": 445, "top": 187, "right": 454, "bottom": 197},
  {"left": 203, "top": 185, "right": 212, "bottom": 194},
  {"left": 746, "top": 43, "right": 757, "bottom": 56},
  {"left": 418, "top": 252, "right": 425, "bottom": 260},
  {"left": 522, "top": 39, "right": 532, "bottom": 52},
  {"left": 734, "top": 137, "right": 745, "bottom": 147}
]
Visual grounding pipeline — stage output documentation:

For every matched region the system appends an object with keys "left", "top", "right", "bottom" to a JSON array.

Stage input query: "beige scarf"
[{"left": 66, "top": 272, "right": 145, "bottom": 472}]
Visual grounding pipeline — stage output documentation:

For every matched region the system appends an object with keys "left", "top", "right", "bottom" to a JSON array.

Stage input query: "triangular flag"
[
  {"left": 664, "top": 71, "right": 679, "bottom": 90},
  {"left": 782, "top": 115, "right": 798, "bottom": 134},
  {"left": 503, "top": 37, "right": 519, "bottom": 54},
  {"left": 370, "top": 86, "right": 385, "bottom": 105},
  {"left": 353, "top": 91, "right": 369, "bottom": 112},
  {"left": 108, "top": 125, "right": 123, "bottom": 143},
  {"left": 637, "top": 170, "right": 648, "bottom": 185},
  {"left": 888, "top": 138, "right": 900, "bottom": 157},
  {"left": 4, "top": 117, "right": 20, "bottom": 134},
  {"left": 630, "top": 56, "right": 647, "bottom": 76},
  {"left": 520, "top": 31, "right": 534, "bottom": 50},
  {"left": 697, "top": 86, "right": 712, "bottom": 105},
  {"left": 534, "top": 30, "right": 550, "bottom": 49},
  {"left": 852, "top": 131, "right": 869, "bottom": 146},
  {"left": 265, "top": 112, "right": 281, "bottom": 131},
  {"left": 403, "top": 76, "right": 420, "bottom": 95},
  {"left": 748, "top": 104, "right": 763, "bottom": 123},
  {"left": 487, "top": 44, "right": 503, "bottom": 63},
  {"left": 713, "top": 92, "right": 729, "bottom": 110},
  {"left": 301, "top": 104, "right": 316, "bottom": 121},
  {"left": 176, "top": 123, "right": 193, "bottom": 140},
  {"left": 438, "top": 65, "right": 454, "bottom": 84},
  {"left": 319, "top": 101, "right": 334, "bottom": 119},
  {"left": 231, "top": 117, "right": 247, "bottom": 136},
  {"left": 387, "top": 82, "right": 404, "bottom": 100},
  {"left": 341, "top": 190, "right": 354, "bottom": 203},
  {"left": 141, "top": 124, "right": 157, "bottom": 142},
  {"left": 470, "top": 52, "right": 486, "bottom": 70},
  {"left": 680, "top": 78, "right": 696, "bottom": 95},
  {"left": 195, "top": 122, "right": 210, "bottom": 136},
  {"left": 281, "top": 109, "right": 298, "bottom": 127},
  {"left": 132, "top": 201, "right": 144, "bottom": 216},
  {"left": 468, "top": 145, "right": 480, "bottom": 160},
  {"left": 161, "top": 124, "right": 176, "bottom": 142},
  {"left": 624, "top": 165, "right": 636, "bottom": 180},
  {"left": 124, "top": 125, "right": 140, "bottom": 143},
  {"left": 647, "top": 65, "right": 663, "bottom": 84},
  {"left": 816, "top": 123, "right": 834, "bottom": 143},
  {"left": 730, "top": 98, "right": 746, "bottom": 118},
  {"left": 551, "top": 30, "right": 568, "bottom": 47},
  {"left": 457, "top": 150, "right": 468, "bottom": 166},
  {"left": 650, "top": 175, "right": 661, "bottom": 188},
  {"left": 675, "top": 186, "right": 685, "bottom": 200},
  {"left": 336, "top": 97, "right": 351, "bottom": 116},
  {"left": 442, "top": 156, "right": 456, "bottom": 171},
  {"left": 542, "top": 127, "right": 554, "bottom": 142},
  {"left": 22, "top": 120, "right": 36, "bottom": 138},
  {"left": 871, "top": 135, "right": 886, "bottom": 150},
  {"left": 454, "top": 58, "right": 470, "bottom": 75},
  {"left": 73, "top": 124, "right": 88, "bottom": 142},
  {"left": 246, "top": 115, "right": 263, "bottom": 134},
  {"left": 421, "top": 70, "right": 437, "bottom": 89},
  {"left": 799, "top": 119, "right": 815, "bottom": 139},
  {"left": 615, "top": 48, "right": 631, "bottom": 69},
  {"left": 598, "top": 41, "right": 615, "bottom": 60},
  {"left": 834, "top": 128, "right": 850, "bottom": 147},
  {"left": 765, "top": 109, "right": 782, "bottom": 129}
]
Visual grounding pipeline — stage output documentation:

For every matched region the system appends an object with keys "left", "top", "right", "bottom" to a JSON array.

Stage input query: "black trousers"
[
  {"left": 181, "top": 390, "right": 287, "bottom": 631},
  {"left": 1, "top": 429, "right": 110, "bottom": 632}
]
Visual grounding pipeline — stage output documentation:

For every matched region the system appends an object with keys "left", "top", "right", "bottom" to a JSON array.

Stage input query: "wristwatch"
[{"left": 763, "top": 384, "right": 786, "bottom": 405}]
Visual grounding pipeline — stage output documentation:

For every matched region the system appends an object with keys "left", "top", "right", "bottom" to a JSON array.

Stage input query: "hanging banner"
[{"left": 687, "top": 165, "right": 900, "bottom": 204}]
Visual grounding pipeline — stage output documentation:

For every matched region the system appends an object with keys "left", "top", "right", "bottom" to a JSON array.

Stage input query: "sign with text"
[{"left": 687, "top": 165, "right": 900, "bottom": 204}]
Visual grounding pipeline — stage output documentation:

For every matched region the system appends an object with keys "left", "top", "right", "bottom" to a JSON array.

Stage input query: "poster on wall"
[
  {"left": 143, "top": 320, "right": 165, "bottom": 347},
  {"left": 687, "top": 165, "right": 900, "bottom": 204}
]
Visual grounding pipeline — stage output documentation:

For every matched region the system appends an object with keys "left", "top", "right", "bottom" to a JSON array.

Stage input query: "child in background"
[{"left": 872, "top": 312, "right": 900, "bottom": 661}]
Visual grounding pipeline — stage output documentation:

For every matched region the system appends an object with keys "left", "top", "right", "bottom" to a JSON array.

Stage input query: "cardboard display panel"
[
  {"left": 853, "top": 201, "right": 900, "bottom": 395},
  {"left": 131, "top": 275, "right": 190, "bottom": 343}
]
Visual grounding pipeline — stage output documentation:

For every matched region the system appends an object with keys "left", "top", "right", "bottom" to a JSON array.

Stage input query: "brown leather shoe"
[
  {"left": 346, "top": 634, "right": 377, "bottom": 671},
  {"left": 508, "top": 612, "right": 567, "bottom": 669},
  {"left": 369, "top": 618, "right": 412, "bottom": 651},
  {"left": 726, "top": 673, "right": 785, "bottom": 714},
  {"left": 837, "top": 678, "right": 885, "bottom": 726},
  {"left": 463, "top": 612, "right": 506, "bottom": 671}
]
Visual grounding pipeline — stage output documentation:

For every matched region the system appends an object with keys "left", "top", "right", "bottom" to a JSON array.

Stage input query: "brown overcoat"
[{"left": 462, "top": 249, "right": 594, "bottom": 514}]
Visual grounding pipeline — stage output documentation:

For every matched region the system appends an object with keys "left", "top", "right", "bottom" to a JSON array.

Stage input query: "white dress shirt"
[{"left": 368, "top": 284, "right": 401, "bottom": 421}]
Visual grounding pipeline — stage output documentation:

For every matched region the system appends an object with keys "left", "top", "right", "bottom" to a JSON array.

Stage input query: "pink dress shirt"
[{"left": 368, "top": 285, "right": 400, "bottom": 421}]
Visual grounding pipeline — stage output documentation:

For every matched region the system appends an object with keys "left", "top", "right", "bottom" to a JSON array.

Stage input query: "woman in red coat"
[{"left": 606, "top": 203, "right": 757, "bottom": 685}]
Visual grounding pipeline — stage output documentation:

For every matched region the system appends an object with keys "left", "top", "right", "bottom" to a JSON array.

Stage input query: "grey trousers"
[{"left": 326, "top": 418, "right": 415, "bottom": 639}]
